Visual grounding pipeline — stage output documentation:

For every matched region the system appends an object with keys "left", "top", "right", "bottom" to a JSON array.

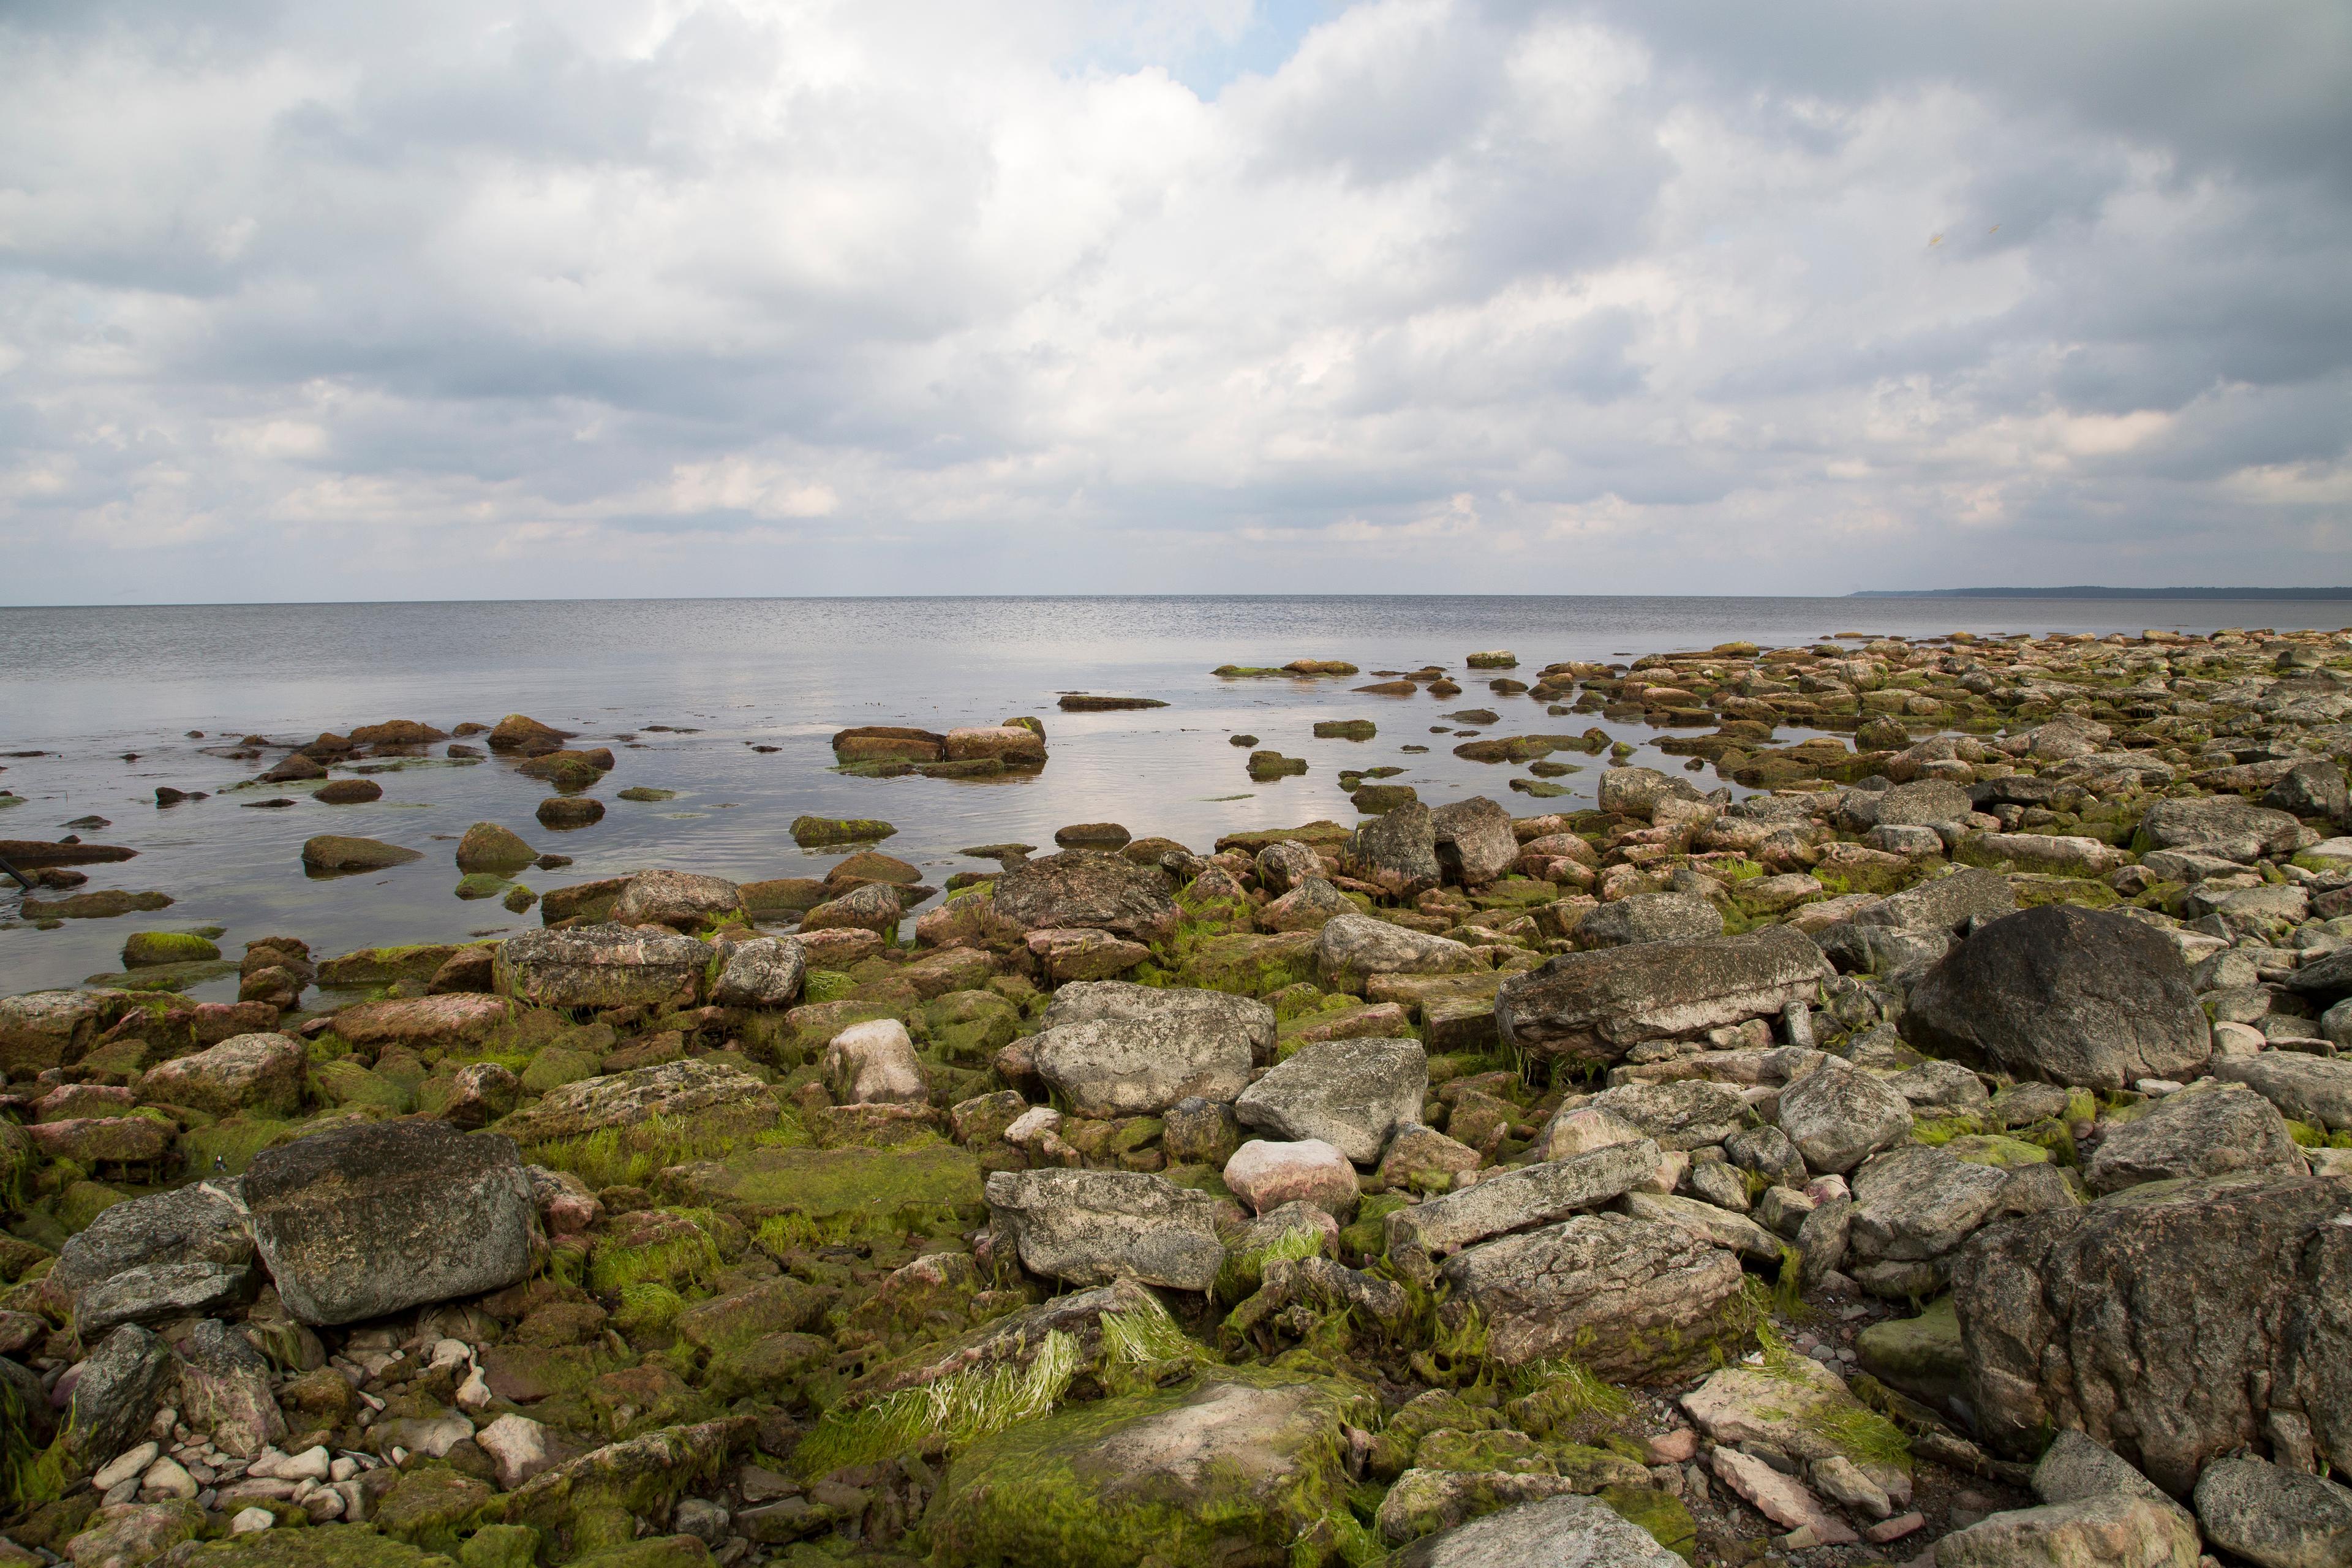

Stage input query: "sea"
[{"left": 5, "top": 594, "right": 2348, "bottom": 1000}]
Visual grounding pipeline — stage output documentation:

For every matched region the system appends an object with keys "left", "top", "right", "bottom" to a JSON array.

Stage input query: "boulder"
[
  {"left": 1041, "top": 981, "right": 1276, "bottom": 1061},
  {"left": 2263, "top": 760, "right": 2349, "bottom": 821},
  {"left": 137, "top": 1033, "right": 304, "bottom": 1117},
  {"left": 1775, "top": 1060, "right": 1913, "bottom": 1175},
  {"left": 1902, "top": 907, "right": 2211, "bottom": 1090},
  {"left": 1223, "top": 1139, "right": 1359, "bottom": 1218},
  {"left": 1315, "top": 914, "right": 1474, "bottom": 991},
  {"left": 177, "top": 1318, "right": 287, "bottom": 1458},
  {"left": 2212, "top": 1053, "right": 2352, "bottom": 1132},
  {"left": 1496, "top": 927, "right": 1830, "bottom": 1065},
  {"left": 1385, "top": 1139, "right": 1659, "bottom": 1263},
  {"left": 1849, "top": 1145, "right": 2014, "bottom": 1265},
  {"left": 799, "top": 881, "right": 906, "bottom": 936},
  {"left": 497, "top": 1059, "right": 773, "bottom": 1143},
  {"left": 609, "top": 870, "right": 746, "bottom": 930},
  {"left": 454, "top": 823, "right": 537, "bottom": 875},
  {"left": 710, "top": 936, "right": 805, "bottom": 1009},
  {"left": 1430, "top": 797, "right": 1517, "bottom": 887},
  {"left": 1597, "top": 767, "right": 1701, "bottom": 820},
  {"left": 1935, "top": 1494, "right": 2199, "bottom": 1567},
  {"left": 240, "top": 1120, "right": 537, "bottom": 1325},
  {"left": 64, "top": 1324, "right": 176, "bottom": 1466},
  {"left": 51, "top": 1183, "right": 254, "bottom": 1300},
  {"left": 1620, "top": 1192, "right": 1785, "bottom": 1267},
  {"left": 487, "top": 714, "right": 573, "bottom": 752},
  {"left": 0, "top": 988, "right": 117, "bottom": 1074},
  {"left": 1865, "top": 779, "right": 1974, "bottom": 827},
  {"left": 984, "top": 1169, "right": 1233, "bottom": 1291},
  {"left": 946, "top": 725, "right": 1047, "bottom": 765},
  {"left": 331, "top": 993, "right": 514, "bottom": 1050},
  {"left": 2193, "top": 1452, "right": 2352, "bottom": 1568},
  {"left": 1585, "top": 1080, "right": 1749, "bottom": 1151},
  {"left": 2134, "top": 797, "right": 2302, "bottom": 861},
  {"left": 494, "top": 924, "right": 709, "bottom": 1010},
  {"left": 1441, "top": 1214, "right": 1748, "bottom": 1378},
  {"left": 1952, "top": 1171, "right": 2352, "bottom": 1493},
  {"left": 1384, "top": 1493, "right": 1685, "bottom": 1568},
  {"left": 1254, "top": 840, "right": 1324, "bottom": 895},
  {"left": 1575, "top": 892, "right": 1724, "bottom": 949},
  {"left": 74, "top": 1260, "right": 256, "bottom": 1338},
  {"left": 2086, "top": 1079, "right": 2304, "bottom": 1194},
  {"left": 823, "top": 1019, "right": 928, "bottom": 1106},
  {"left": 1025, "top": 927, "right": 1152, "bottom": 982},
  {"left": 1033, "top": 1017, "right": 1253, "bottom": 1119},
  {"left": 1259, "top": 877, "right": 1351, "bottom": 933},
  {"left": 991, "top": 851, "right": 1178, "bottom": 944},
  {"left": 300, "top": 835, "right": 421, "bottom": 872},
  {"left": 1233, "top": 1036, "right": 1428, "bottom": 1164},
  {"left": 1340, "top": 801, "right": 1442, "bottom": 898},
  {"left": 927, "top": 1373, "right": 1360, "bottom": 1567}
]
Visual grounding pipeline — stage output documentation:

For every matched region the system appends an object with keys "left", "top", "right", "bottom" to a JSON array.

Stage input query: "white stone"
[
  {"left": 456, "top": 1364, "right": 492, "bottom": 1412},
  {"left": 141, "top": 1456, "right": 198, "bottom": 1500},
  {"left": 1005, "top": 1105, "right": 1063, "bottom": 1145},
  {"left": 230, "top": 1507, "right": 276, "bottom": 1536},
  {"left": 428, "top": 1338, "right": 471, "bottom": 1371},
  {"left": 94, "top": 1442, "right": 160, "bottom": 1492},
  {"left": 475, "top": 1412, "right": 552, "bottom": 1491}
]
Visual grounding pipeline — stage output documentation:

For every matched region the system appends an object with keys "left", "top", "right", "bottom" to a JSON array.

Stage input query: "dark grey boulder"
[
  {"left": 1902, "top": 907, "right": 2211, "bottom": 1090},
  {"left": 241, "top": 1120, "right": 537, "bottom": 1325},
  {"left": 51, "top": 1182, "right": 252, "bottom": 1300},
  {"left": 1430, "top": 796, "right": 1517, "bottom": 887},
  {"left": 1952, "top": 1171, "right": 2352, "bottom": 1495},
  {"left": 1573, "top": 892, "right": 1724, "bottom": 950},
  {"left": 64, "top": 1324, "right": 176, "bottom": 1467},
  {"left": 1341, "top": 801, "right": 1442, "bottom": 899},
  {"left": 176, "top": 1317, "right": 287, "bottom": 1458},
  {"left": 2133, "top": 797, "right": 2301, "bottom": 862},
  {"left": 75, "top": 1260, "right": 257, "bottom": 1339},
  {"left": 2261, "top": 760, "right": 2349, "bottom": 821},
  {"left": 990, "top": 850, "right": 1178, "bottom": 943}
]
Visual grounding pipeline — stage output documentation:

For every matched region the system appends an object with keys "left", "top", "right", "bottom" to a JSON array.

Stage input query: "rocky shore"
[{"left": 4, "top": 624, "right": 2352, "bottom": 1568}]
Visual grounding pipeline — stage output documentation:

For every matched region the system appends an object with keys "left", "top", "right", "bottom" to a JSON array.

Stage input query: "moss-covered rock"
[
  {"left": 121, "top": 930, "right": 222, "bottom": 968},
  {"left": 173, "top": 1524, "right": 462, "bottom": 1567}
]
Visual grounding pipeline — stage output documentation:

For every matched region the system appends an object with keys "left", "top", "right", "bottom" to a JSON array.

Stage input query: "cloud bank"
[{"left": 2, "top": 0, "right": 2348, "bottom": 601}]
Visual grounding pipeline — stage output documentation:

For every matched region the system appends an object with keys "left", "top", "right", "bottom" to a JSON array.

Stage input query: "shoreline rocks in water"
[{"left": 3, "top": 621, "right": 2352, "bottom": 1566}]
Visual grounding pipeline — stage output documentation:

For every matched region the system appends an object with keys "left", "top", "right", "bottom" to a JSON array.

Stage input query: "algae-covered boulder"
[
  {"left": 242, "top": 1120, "right": 537, "bottom": 1325},
  {"left": 662, "top": 1144, "right": 983, "bottom": 1230},
  {"left": 137, "top": 1031, "right": 304, "bottom": 1117},
  {"left": 121, "top": 930, "right": 221, "bottom": 968},
  {"left": 610, "top": 870, "right": 747, "bottom": 932},
  {"left": 456, "top": 821, "right": 538, "bottom": 875},
  {"left": 301, "top": 835, "right": 423, "bottom": 873},
  {"left": 331, "top": 993, "right": 515, "bottom": 1051},
  {"left": 1440, "top": 1215, "right": 1749, "bottom": 1379},
  {"left": 497, "top": 1059, "right": 773, "bottom": 1144},
  {"left": 494, "top": 924, "right": 709, "bottom": 1011},
  {"left": 927, "top": 1372, "right": 1362, "bottom": 1568},
  {"left": 1033, "top": 1017, "right": 1253, "bottom": 1119}
]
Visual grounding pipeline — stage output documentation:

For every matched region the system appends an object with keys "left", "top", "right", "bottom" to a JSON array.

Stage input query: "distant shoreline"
[{"left": 1851, "top": 586, "right": 2352, "bottom": 601}]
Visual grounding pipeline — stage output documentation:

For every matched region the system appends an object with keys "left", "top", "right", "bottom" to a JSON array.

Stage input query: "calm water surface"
[{"left": 4, "top": 595, "right": 2347, "bottom": 998}]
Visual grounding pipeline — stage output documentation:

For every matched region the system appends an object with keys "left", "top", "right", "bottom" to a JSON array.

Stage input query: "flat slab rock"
[
  {"left": 1386, "top": 1493, "right": 1686, "bottom": 1568},
  {"left": 496, "top": 1058, "right": 773, "bottom": 1143},
  {"left": 493, "top": 923, "right": 711, "bottom": 1010},
  {"left": 1031, "top": 1016, "right": 1253, "bottom": 1118},
  {"left": 1496, "top": 926, "right": 1830, "bottom": 1063},
  {"left": 1386, "top": 1139, "right": 1659, "bottom": 1262},
  {"left": 1234, "top": 1036, "right": 1428, "bottom": 1164},
  {"left": 984, "top": 1167, "right": 1237, "bottom": 1291},
  {"left": 1039, "top": 980, "right": 1277, "bottom": 1059}
]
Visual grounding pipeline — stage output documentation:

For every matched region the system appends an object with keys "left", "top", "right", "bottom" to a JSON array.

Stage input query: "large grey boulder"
[
  {"left": 1385, "top": 1139, "right": 1659, "bottom": 1264},
  {"left": 1441, "top": 1213, "right": 1747, "bottom": 1379},
  {"left": 495, "top": 924, "right": 710, "bottom": 1009},
  {"left": 991, "top": 850, "right": 1178, "bottom": 943},
  {"left": 1585, "top": 1080, "right": 1750, "bottom": 1151},
  {"left": 75, "top": 1261, "right": 256, "bottom": 1339},
  {"left": 1951, "top": 1171, "right": 2352, "bottom": 1494},
  {"left": 1387, "top": 1493, "right": 1686, "bottom": 1567},
  {"left": 1574, "top": 892, "right": 1724, "bottom": 950},
  {"left": 1341, "top": 800, "right": 1443, "bottom": 898},
  {"left": 1902, "top": 907, "right": 2211, "bottom": 1090},
  {"left": 2134, "top": 797, "right": 2303, "bottom": 862},
  {"left": 176, "top": 1318, "right": 287, "bottom": 1458},
  {"left": 2086, "top": 1079, "right": 2305, "bottom": 1195},
  {"left": 137, "top": 1033, "right": 305, "bottom": 1118},
  {"left": 1430, "top": 797, "right": 1517, "bottom": 887},
  {"left": 1041, "top": 981, "right": 1278, "bottom": 1061},
  {"left": 2263, "top": 760, "right": 2350, "bottom": 821},
  {"left": 241, "top": 1120, "right": 538, "bottom": 1325},
  {"left": 1597, "top": 767, "right": 1700, "bottom": 820},
  {"left": 1621, "top": 1191, "right": 1784, "bottom": 1266},
  {"left": 2212, "top": 1053, "right": 2352, "bottom": 1132},
  {"left": 1496, "top": 927, "right": 1830, "bottom": 1065},
  {"left": 2193, "top": 1452, "right": 2352, "bottom": 1568},
  {"left": 1033, "top": 1016, "right": 1253, "bottom": 1118},
  {"left": 1234, "top": 1037, "right": 1428, "bottom": 1164},
  {"left": 1849, "top": 1145, "right": 2014, "bottom": 1265},
  {"left": 1775, "top": 1061, "right": 1913, "bottom": 1175},
  {"left": 610, "top": 870, "right": 747, "bottom": 931},
  {"left": 1888, "top": 1058, "right": 1991, "bottom": 1116},
  {"left": 1864, "top": 779, "right": 1975, "bottom": 827},
  {"left": 982, "top": 1169, "right": 1232, "bottom": 1291},
  {"left": 51, "top": 1182, "right": 252, "bottom": 1300},
  {"left": 1254, "top": 840, "right": 1323, "bottom": 895},
  {"left": 1315, "top": 914, "right": 1474, "bottom": 991},
  {"left": 710, "top": 936, "right": 805, "bottom": 1008},
  {"left": 64, "top": 1324, "right": 176, "bottom": 1467}
]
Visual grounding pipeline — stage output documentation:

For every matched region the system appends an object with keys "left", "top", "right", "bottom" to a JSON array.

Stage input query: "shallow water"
[{"left": 4, "top": 594, "right": 2346, "bottom": 999}]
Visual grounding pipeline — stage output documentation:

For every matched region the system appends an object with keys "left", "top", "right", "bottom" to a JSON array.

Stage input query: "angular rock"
[
  {"left": 1935, "top": 1493, "right": 2198, "bottom": 1568},
  {"left": 1850, "top": 1145, "right": 2013, "bottom": 1263},
  {"left": 1441, "top": 1214, "right": 1749, "bottom": 1378},
  {"left": 1709, "top": 1447, "right": 1856, "bottom": 1546},
  {"left": 1952, "top": 1171, "right": 2352, "bottom": 1493},
  {"left": 710, "top": 935, "right": 805, "bottom": 1008},
  {"left": 64, "top": 1324, "right": 176, "bottom": 1466},
  {"left": 1041, "top": 980, "right": 1277, "bottom": 1060},
  {"left": 799, "top": 880, "right": 907, "bottom": 937},
  {"left": 1033, "top": 1016, "right": 1253, "bottom": 1119},
  {"left": 1430, "top": 797, "right": 1517, "bottom": 887},
  {"left": 497, "top": 1059, "right": 773, "bottom": 1142},
  {"left": 2086, "top": 1079, "right": 2304, "bottom": 1194},
  {"left": 455, "top": 822, "right": 537, "bottom": 875},
  {"left": 1233, "top": 1036, "right": 1428, "bottom": 1164},
  {"left": 990, "top": 851, "right": 1178, "bottom": 944},
  {"left": 1575, "top": 892, "right": 1724, "bottom": 950},
  {"left": 1377, "top": 1469, "right": 1583, "bottom": 1547},
  {"left": 1598, "top": 767, "right": 1701, "bottom": 820},
  {"left": 1258, "top": 877, "right": 1351, "bottom": 933},
  {"left": 51, "top": 1183, "right": 253, "bottom": 1300},
  {"left": 1254, "top": 840, "right": 1324, "bottom": 895},
  {"left": 0, "top": 988, "right": 116, "bottom": 1074},
  {"left": 984, "top": 1168, "right": 1234, "bottom": 1290},
  {"left": 1776, "top": 1060, "right": 1913, "bottom": 1175},
  {"left": 1902, "top": 907, "right": 2211, "bottom": 1090},
  {"left": 1585, "top": 1080, "right": 1749, "bottom": 1151},
  {"left": 1341, "top": 800, "right": 1443, "bottom": 898},
  {"left": 2134, "top": 797, "right": 2302, "bottom": 862},
  {"left": 1387, "top": 1139, "right": 1659, "bottom": 1262},
  {"left": 177, "top": 1317, "right": 288, "bottom": 1458},
  {"left": 823, "top": 1019, "right": 927, "bottom": 1106},
  {"left": 2212, "top": 1052, "right": 2352, "bottom": 1132},
  {"left": 494, "top": 924, "right": 709, "bottom": 1010},
  {"left": 1619, "top": 1192, "right": 1783, "bottom": 1266},
  {"left": 136, "top": 1033, "right": 304, "bottom": 1118},
  {"left": 1223, "top": 1139, "right": 1359, "bottom": 1218},
  {"left": 1497, "top": 927, "right": 1830, "bottom": 1064},
  {"left": 332, "top": 994, "right": 514, "bottom": 1050},
  {"left": 1025, "top": 927, "right": 1151, "bottom": 982},
  {"left": 75, "top": 1261, "right": 256, "bottom": 1338},
  {"left": 1316, "top": 914, "right": 1474, "bottom": 992},
  {"left": 241, "top": 1120, "right": 537, "bottom": 1325}
]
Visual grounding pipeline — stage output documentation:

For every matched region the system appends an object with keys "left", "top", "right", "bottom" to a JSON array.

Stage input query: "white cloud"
[{"left": 0, "top": 0, "right": 2346, "bottom": 602}]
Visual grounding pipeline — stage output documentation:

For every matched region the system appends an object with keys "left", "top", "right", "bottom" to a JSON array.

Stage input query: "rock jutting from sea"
[{"left": 2, "top": 625, "right": 2351, "bottom": 1567}]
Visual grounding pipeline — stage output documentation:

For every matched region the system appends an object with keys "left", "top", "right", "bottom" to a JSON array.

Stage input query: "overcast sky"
[{"left": 3, "top": 0, "right": 2348, "bottom": 603}]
